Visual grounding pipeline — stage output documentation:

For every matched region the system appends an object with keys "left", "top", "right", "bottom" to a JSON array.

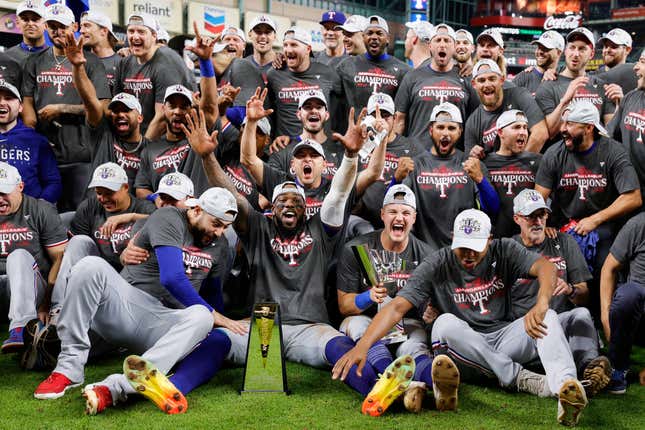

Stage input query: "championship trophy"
[{"left": 241, "top": 302, "right": 289, "bottom": 394}]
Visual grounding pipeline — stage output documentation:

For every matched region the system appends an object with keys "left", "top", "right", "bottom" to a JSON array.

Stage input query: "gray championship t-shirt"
[
  {"left": 403, "top": 150, "right": 483, "bottom": 249},
  {"left": 121, "top": 206, "right": 226, "bottom": 308},
  {"left": 511, "top": 233, "right": 591, "bottom": 317},
  {"left": 337, "top": 229, "right": 434, "bottom": 318},
  {"left": 595, "top": 63, "right": 638, "bottom": 94},
  {"left": 337, "top": 54, "right": 410, "bottom": 115},
  {"left": 512, "top": 67, "right": 545, "bottom": 96},
  {"left": 607, "top": 87, "right": 645, "bottom": 198},
  {"left": 70, "top": 195, "right": 155, "bottom": 269},
  {"left": 395, "top": 65, "right": 479, "bottom": 148},
  {"left": 535, "top": 74, "right": 614, "bottom": 120},
  {"left": 134, "top": 136, "right": 191, "bottom": 192},
  {"left": 218, "top": 58, "right": 265, "bottom": 107},
  {"left": 266, "top": 62, "right": 343, "bottom": 137},
  {"left": 313, "top": 50, "right": 348, "bottom": 67},
  {"left": 609, "top": 212, "right": 645, "bottom": 285},
  {"left": 535, "top": 137, "right": 640, "bottom": 227},
  {"left": 398, "top": 239, "right": 540, "bottom": 333},
  {"left": 0, "top": 195, "right": 67, "bottom": 275},
  {"left": 90, "top": 118, "right": 149, "bottom": 190},
  {"left": 484, "top": 151, "right": 542, "bottom": 238},
  {"left": 464, "top": 85, "right": 545, "bottom": 156},
  {"left": 99, "top": 53, "right": 121, "bottom": 96},
  {"left": 0, "top": 52, "right": 22, "bottom": 89},
  {"left": 239, "top": 209, "right": 342, "bottom": 325},
  {"left": 22, "top": 47, "right": 111, "bottom": 163}
]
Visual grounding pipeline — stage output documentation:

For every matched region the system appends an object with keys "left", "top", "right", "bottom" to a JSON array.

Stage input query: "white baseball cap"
[
  {"left": 598, "top": 28, "right": 632, "bottom": 48},
  {"left": 477, "top": 28, "right": 504, "bottom": 48},
  {"left": 531, "top": 30, "right": 565, "bottom": 51},
  {"left": 567, "top": 27, "right": 595, "bottom": 49},
  {"left": 44, "top": 4, "right": 75, "bottom": 26},
  {"left": 249, "top": 15, "right": 277, "bottom": 33},
  {"left": 156, "top": 172, "right": 194, "bottom": 200},
  {"left": 496, "top": 109, "right": 528, "bottom": 130},
  {"left": 284, "top": 27, "right": 312, "bottom": 47},
  {"left": 0, "top": 162, "right": 22, "bottom": 194},
  {"left": 272, "top": 181, "right": 306, "bottom": 203},
  {"left": 222, "top": 25, "right": 246, "bottom": 43},
  {"left": 366, "top": 15, "right": 389, "bottom": 33},
  {"left": 17, "top": 0, "right": 45, "bottom": 18},
  {"left": 127, "top": 13, "right": 157, "bottom": 33},
  {"left": 242, "top": 116, "right": 271, "bottom": 135},
  {"left": 406, "top": 20, "right": 433, "bottom": 41},
  {"left": 431, "top": 23, "right": 457, "bottom": 41},
  {"left": 88, "top": 162, "right": 128, "bottom": 191},
  {"left": 81, "top": 11, "right": 117, "bottom": 41},
  {"left": 291, "top": 139, "right": 325, "bottom": 159},
  {"left": 383, "top": 184, "right": 416, "bottom": 210},
  {"left": 156, "top": 23, "right": 170, "bottom": 43},
  {"left": 472, "top": 58, "right": 503, "bottom": 78},
  {"left": 430, "top": 102, "right": 463, "bottom": 124},
  {"left": 563, "top": 100, "right": 608, "bottom": 137},
  {"left": 455, "top": 29, "right": 474, "bottom": 44},
  {"left": 164, "top": 84, "right": 193, "bottom": 104},
  {"left": 298, "top": 89, "right": 327, "bottom": 108},
  {"left": 513, "top": 189, "right": 551, "bottom": 216},
  {"left": 336, "top": 15, "right": 368, "bottom": 33},
  {"left": 367, "top": 92, "right": 395, "bottom": 115},
  {"left": 0, "top": 82, "right": 21, "bottom": 101},
  {"left": 108, "top": 92, "right": 142, "bottom": 113},
  {"left": 451, "top": 209, "right": 492, "bottom": 252},
  {"left": 185, "top": 187, "right": 238, "bottom": 222}
]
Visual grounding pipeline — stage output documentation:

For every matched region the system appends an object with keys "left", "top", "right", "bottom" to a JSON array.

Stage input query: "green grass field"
[{"left": 0, "top": 340, "right": 643, "bottom": 430}]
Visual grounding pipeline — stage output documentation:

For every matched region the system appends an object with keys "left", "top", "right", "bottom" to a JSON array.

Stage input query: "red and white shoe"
[
  {"left": 83, "top": 385, "right": 113, "bottom": 415},
  {"left": 34, "top": 372, "right": 81, "bottom": 399}
]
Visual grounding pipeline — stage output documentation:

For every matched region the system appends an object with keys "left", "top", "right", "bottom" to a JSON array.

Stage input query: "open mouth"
[
  {"left": 114, "top": 118, "right": 129, "bottom": 131},
  {"left": 437, "top": 51, "right": 447, "bottom": 59},
  {"left": 303, "top": 165, "right": 313, "bottom": 175},
  {"left": 282, "top": 209, "right": 297, "bottom": 222},
  {"left": 0, "top": 107, "right": 8, "bottom": 115},
  {"left": 226, "top": 45, "right": 237, "bottom": 53},
  {"left": 391, "top": 223, "right": 405, "bottom": 233},
  {"left": 516, "top": 137, "right": 526, "bottom": 147},
  {"left": 307, "top": 114, "right": 320, "bottom": 124},
  {"left": 439, "top": 137, "right": 452, "bottom": 151},
  {"left": 0, "top": 201, "right": 9, "bottom": 212}
]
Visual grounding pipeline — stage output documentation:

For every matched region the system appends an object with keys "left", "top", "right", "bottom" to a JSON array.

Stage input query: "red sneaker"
[
  {"left": 34, "top": 372, "right": 80, "bottom": 399},
  {"left": 83, "top": 385, "right": 113, "bottom": 415}
]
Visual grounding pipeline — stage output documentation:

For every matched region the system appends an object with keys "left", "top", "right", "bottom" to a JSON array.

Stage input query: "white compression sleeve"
[{"left": 320, "top": 154, "right": 358, "bottom": 227}]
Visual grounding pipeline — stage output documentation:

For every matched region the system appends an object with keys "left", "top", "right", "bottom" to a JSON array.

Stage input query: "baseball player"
[
  {"left": 0, "top": 162, "right": 67, "bottom": 353},
  {"left": 33, "top": 186, "right": 246, "bottom": 417},
  {"left": 332, "top": 209, "right": 589, "bottom": 426}
]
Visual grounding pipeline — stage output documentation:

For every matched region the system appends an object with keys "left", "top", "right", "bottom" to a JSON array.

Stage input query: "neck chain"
[{"left": 52, "top": 49, "right": 68, "bottom": 71}]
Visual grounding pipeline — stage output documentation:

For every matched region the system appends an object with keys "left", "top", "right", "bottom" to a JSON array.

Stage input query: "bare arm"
[
  {"left": 186, "top": 21, "right": 219, "bottom": 129},
  {"left": 534, "top": 184, "right": 551, "bottom": 203},
  {"left": 240, "top": 87, "right": 274, "bottom": 185},
  {"left": 40, "top": 243, "right": 66, "bottom": 322},
  {"left": 63, "top": 31, "right": 103, "bottom": 127},
  {"left": 600, "top": 252, "right": 622, "bottom": 341},
  {"left": 21, "top": 96, "right": 37, "bottom": 128},
  {"left": 394, "top": 111, "right": 406, "bottom": 135},
  {"left": 525, "top": 119, "right": 549, "bottom": 153},
  {"left": 574, "top": 190, "right": 642, "bottom": 235},
  {"left": 524, "top": 256, "right": 557, "bottom": 339},
  {"left": 544, "top": 77, "right": 589, "bottom": 138},
  {"left": 182, "top": 108, "right": 250, "bottom": 235},
  {"left": 144, "top": 103, "right": 167, "bottom": 140}
]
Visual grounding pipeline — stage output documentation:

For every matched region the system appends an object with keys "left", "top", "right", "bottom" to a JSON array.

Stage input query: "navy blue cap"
[{"left": 320, "top": 10, "right": 346, "bottom": 26}]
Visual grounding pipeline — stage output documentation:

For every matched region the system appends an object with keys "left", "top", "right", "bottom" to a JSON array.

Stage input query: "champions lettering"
[
  {"left": 623, "top": 112, "right": 645, "bottom": 130},
  {"left": 305, "top": 199, "right": 323, "bottom": 219},
  {"left": 0, "top": 229, "right": 35, "bottom": 254},
  {"left": 271, "top": 233, "right": 315, "bottom": 266},
  {"left": 278, "top": 86, "right": 320, "bottom": 102},
  {"left": 37, "top": 71, "right": 73, "bottom": 96},
  {"left": 452, "top": 277, "right": 506, "bottom": 315},
  {"left": 152, "top": 145, "right": 190, "bottom": 171},
  {"left": 123, "top": 78, "right": 153, "bottom": 97},
  {"left": 225, "top": 166, "right": 253, "bottom": 196},
  {"left": 114, "top": 145, "right": 141, "bottom": 170},
  {"left": 417, "top": 171, "right": 467, "bottom": 198},
  {"left": 183, "top": 248, "right": 213, "bottom": 275},
  {"left": 417, "top": 85, "right": 465, "bottom": 101},
  {"left": 489, "top": 170, "right": 535, "bottom": 195},
  {"left": 559, "top": 172, "right": 607, "bottom": 201},
  {"left": 482, "top": 127, "right": 497, "bottom": 149},
  {"left": 353, "top": 72, "right": 398, "bottom": 87}
]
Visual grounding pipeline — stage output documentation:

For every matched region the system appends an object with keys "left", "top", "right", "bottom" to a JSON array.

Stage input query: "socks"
[
  {"left": 414, "top": 353, "right": 433, "bottom": 386},
  {"left": 367, "top": 341, "right": 393, "bottom": 374},
  {"left": 325, "top": 335, "right": 378, "bottom": 396},
  {"left": 169, "top": 330, "right": 232, "bottom": 394}
]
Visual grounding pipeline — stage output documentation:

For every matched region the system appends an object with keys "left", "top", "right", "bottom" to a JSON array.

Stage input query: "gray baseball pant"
[
  {"left": 0, "top": 249, "right": 47, "bottom": 330},
  {"left": 51, "top": 235, "right": 100, "bottom": 309},
  {"left": 222, "top": 323, "right": 343, "bottom": 368},
  {"left": 558, "top": 307, "right": 600, "bottom": 373},
  {"left": 54, "top": 256, "right": 213, "bottom": 402},
  {"left": 431, "top": 309, "right": 577, "bottom": 396}
]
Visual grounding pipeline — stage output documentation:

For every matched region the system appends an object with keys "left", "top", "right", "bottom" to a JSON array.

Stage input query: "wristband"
[
  {"left": 199, "top": 58, "right": 215, "bottom": 78},
  {"left": 567, "top": 284, "right": 577, "bottom": 299},
  {"left": 354, "top": 290, "right": 373, "bottom": 311},
  {"left": 146, "top": 193, "right": 158, "bottom": 202}
]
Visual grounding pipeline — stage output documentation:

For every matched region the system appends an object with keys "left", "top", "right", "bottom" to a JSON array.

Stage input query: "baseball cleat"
[
  {"left": 516, "top": 368, "right": 551, "bottom": 397},
  {"left": 20, "top": 319, "right": 61, "bottom": 370},
  {"left": 34, "top": 372, "right": 81, "bottom": 399},
  {"left": 361, "top": 354, "right": 415, "bottom": 417},
  {"left": 557, "top": 379, "right": 588, "bottom": 427},
  {"left": 581, "top": 356, "right": 611, "bottom": 396},
  {"left": 1, "top": 327, "right": 24, "bottom": 353},
  {"left": 123, "top": 355, "right": 187, "bottom": 414},
  {"left": 403, "top": 381, "right": 426, "bottom": 413},
  {"left": 82, "top": 385, "right": 113, "bottom": 415},
  {"left": 431, "top": 354, "right": 460, "bottom": 411},
  {"left": 607, "top": 369, "right": 628, "bottom": 395}
]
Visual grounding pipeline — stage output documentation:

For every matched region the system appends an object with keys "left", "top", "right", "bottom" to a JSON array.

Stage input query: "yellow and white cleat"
[
  {"left": 123, "top": 355, "right": 187, "bottom": 414},
  {"left": 362, "top": 355, "right": 415, "bottom": 417}
]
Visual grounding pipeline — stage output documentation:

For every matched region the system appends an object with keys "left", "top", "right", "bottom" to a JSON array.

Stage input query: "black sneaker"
[{"left": 20, "top": 319, "right": 61, "bottom": 370}]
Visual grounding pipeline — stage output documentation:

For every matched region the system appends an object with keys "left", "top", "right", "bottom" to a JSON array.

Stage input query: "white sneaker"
[{"left": 516, "top": 368, "right": 552, "bottom": 398}]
